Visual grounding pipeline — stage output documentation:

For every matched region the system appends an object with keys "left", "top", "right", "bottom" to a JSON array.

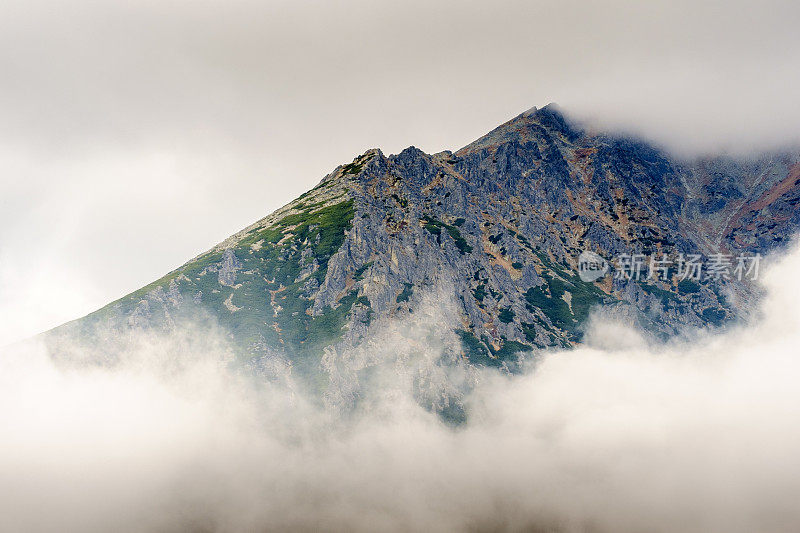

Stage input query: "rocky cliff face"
[{"left": 47, "top": 105, "right": 800, "bottom": 402}]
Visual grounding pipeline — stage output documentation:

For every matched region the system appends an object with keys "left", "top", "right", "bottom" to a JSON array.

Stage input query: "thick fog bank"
[{"left": 3, "top": 245, "right": 800, "bottom": 532}]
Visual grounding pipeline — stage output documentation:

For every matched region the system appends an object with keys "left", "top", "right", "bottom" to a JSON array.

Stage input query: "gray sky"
[{"left": 2, "top": 0, "right": 800, "bottom": 345}]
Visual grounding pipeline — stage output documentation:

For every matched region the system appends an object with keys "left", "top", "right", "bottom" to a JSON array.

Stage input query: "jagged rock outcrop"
[{"left": 47, "top": 105, "right": 800, "bottom": 391}]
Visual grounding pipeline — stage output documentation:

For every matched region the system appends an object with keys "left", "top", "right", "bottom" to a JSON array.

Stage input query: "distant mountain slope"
[{"left": 48, "top": 104, "right": 800, "bottom": 379}]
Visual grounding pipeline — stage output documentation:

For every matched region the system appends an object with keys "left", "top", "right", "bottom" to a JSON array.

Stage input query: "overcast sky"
[{"left": 2, "top": 0, "right": 800, "bottom": 345}]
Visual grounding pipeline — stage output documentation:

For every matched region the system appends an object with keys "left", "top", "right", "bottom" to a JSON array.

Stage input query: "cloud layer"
[{"left": 2, "top": 243, "right": 800, "bottom": 532}]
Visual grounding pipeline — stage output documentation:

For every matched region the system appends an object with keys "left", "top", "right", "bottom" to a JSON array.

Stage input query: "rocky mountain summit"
[{"left": 48, "top": 105, "right": 800, "bottom": 396}]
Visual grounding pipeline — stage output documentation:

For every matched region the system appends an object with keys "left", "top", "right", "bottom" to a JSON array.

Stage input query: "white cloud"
[{"left": 2, "top": 242, "right": 800, "bottom": 532}]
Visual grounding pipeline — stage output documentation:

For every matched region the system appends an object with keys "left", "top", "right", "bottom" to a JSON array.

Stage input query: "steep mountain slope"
[{"left": 48, "top": 105, "right": 800, "bottom": 381}]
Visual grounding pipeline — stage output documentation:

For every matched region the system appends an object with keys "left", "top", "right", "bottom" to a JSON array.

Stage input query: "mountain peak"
[
  {"left": 520, "top": 101, "right": 561, "bottom": 117},
  {"left": 46, "top": 106, "right": 800, "bottom": 415},
  {"left": 456, "top": 103, "right": 579, "bottom": 155}
]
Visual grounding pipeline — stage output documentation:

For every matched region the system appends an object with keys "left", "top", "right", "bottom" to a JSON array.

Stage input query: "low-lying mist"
[{"left": 3, "top": 246, "right": 800, "bottom": 533}]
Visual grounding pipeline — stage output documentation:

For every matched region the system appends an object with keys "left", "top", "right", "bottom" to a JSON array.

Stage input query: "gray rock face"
[
  {"left": 217, "top": 248, "right": 242, "bottom": 287},
  {"left": 47, "top": 105, "right": 800, "bottom": 403}
]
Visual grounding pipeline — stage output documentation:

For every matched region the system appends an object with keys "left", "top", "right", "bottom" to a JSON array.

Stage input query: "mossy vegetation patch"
[
  {"left": 523, "top": 250, "right": 609, "bottom": 340},
  {"left": 456, "top": 329, "right": 531, "bottom": 369},
  {"left": 396, "top": 283, "right": 413, "bottom": 303},
  {"left": 498, "top": 307, "right": 515, "bottom": 323},
  {"left": 421, "top": 215, "right": 473, "bottom": 254}
]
